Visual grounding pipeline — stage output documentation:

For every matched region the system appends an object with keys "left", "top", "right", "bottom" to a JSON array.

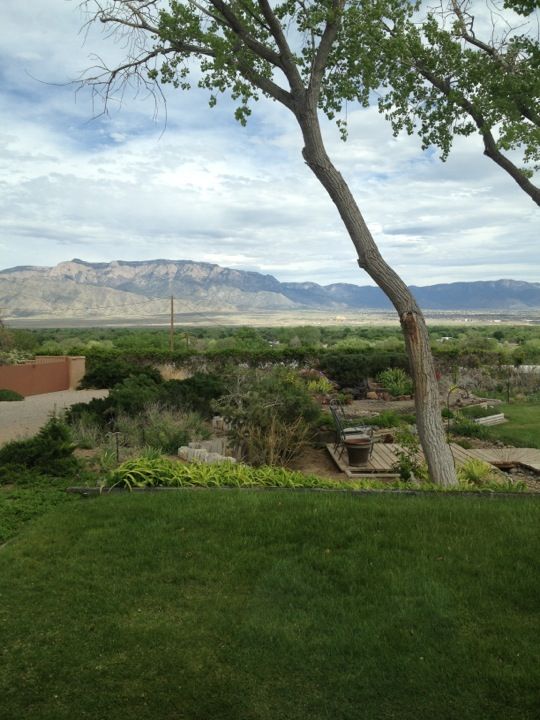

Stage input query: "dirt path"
[{"left": 0, "top": 390, "right": 108, "bottom": 446}]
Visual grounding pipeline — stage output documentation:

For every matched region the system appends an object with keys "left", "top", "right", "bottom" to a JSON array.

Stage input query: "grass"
[
  {"left": 0, "top": 481, "right": 74, "bottom": 544},
  {"left": 483, "top": 402, "right": 540, "bottom": 448},
  {"left": 0, "top": 491, "right": 539, "bottom": 720}
]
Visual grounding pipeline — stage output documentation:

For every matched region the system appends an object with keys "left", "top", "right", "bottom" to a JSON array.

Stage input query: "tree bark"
[{"left": 296, "top": 104, "right": 457, "bottom": 487}]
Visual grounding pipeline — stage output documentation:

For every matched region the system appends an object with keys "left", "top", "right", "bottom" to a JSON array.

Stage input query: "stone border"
[{"left": 66, "top": 486, "right": 540, "bottom": 499}]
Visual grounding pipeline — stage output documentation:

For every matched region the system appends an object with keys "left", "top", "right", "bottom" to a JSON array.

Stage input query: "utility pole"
[{"left": 169, "top": 295, "right": 174, "bottom": 352}]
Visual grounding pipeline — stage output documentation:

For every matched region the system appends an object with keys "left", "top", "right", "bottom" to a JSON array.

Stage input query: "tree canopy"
[
  {"left": 370, "top": 0, "right": 540, "bottom": 204},
  {"left": 84, "top": 1, "right": 539, "bottom": 204}
]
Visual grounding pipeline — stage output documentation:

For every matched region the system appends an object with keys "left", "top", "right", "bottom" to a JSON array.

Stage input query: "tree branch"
[
  {"left": 207, "top": 0, "right": 285, "bottom": 70},
  {"left": 309, "top": 0, "right": 345, "bottom": 101},
  {"left": 417, "top": 61, "right": 540, "bottom": 205},
  {"left": 256, "top": 0, "right": 304, "bottom": 94}
]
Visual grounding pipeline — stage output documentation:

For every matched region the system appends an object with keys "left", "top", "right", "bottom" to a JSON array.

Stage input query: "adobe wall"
[{"left": 0, "top": 356, "right": 86, "bottom": 397}]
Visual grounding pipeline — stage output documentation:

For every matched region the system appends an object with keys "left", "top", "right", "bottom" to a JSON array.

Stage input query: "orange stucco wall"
[{"left": 0, "top": 356, "right": 86, "bottom": 397}]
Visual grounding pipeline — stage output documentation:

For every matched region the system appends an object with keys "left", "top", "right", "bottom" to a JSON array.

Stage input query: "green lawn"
[
  {"left": 1, "top": 491, "right": 539, "bottom": 720},
  {"left": 484, "top": 402, "right": 540, "bottom": 448}
]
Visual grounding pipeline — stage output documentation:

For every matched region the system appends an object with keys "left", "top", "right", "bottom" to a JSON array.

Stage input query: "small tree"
[{"left": 80, "top": 0, "right": 457, "bottom": 485}]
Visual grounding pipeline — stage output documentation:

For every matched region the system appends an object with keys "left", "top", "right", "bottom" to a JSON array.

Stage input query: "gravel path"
[{"left": 0, "top": 390, "right": 108, "bottom": 446}]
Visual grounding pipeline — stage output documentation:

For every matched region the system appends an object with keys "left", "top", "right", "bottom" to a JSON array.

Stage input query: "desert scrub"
[
  {"left": 114, "top": 403, "right": 209, "bottom": 453},
  {"left": 214, "top": 366, "right": 320, "bottom": 467}
]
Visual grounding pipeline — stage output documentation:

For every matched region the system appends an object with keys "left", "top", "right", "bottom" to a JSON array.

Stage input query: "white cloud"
[{"left": 0, "top": 0, "right": 537, "bottom": 288}]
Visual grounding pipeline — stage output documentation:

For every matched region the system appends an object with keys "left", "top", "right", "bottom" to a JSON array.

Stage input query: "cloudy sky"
[{"left": 0, "top": 0, "right": 538, "bottom": 287}]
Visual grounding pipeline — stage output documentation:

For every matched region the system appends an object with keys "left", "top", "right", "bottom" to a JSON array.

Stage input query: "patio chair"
[{"left": 329, "top": 399, "right": 374, "bottom": 459}]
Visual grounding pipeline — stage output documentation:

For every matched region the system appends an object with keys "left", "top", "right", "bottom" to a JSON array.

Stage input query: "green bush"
[
  {"left": 363, "top": 410, "right": 404, "bottom": 428},
  {"left": 319, "top": 351, "right": 409, "bottom": 387},
  {"left": 108, "top": 375, "right": 162, "bottom": 413},
  {"left": 0, "top": 417, "right": 80, "bottom": 477},
  {"left": 79, "top": 357, "right": 162, "bottom": 389},
  {"left": 391, "top": 429, "right": 428, "bottom": 482},
  {"left": 160, "top": 373, "right": 225, "bottom": 417},
  {"left": 67, "top": 397, "right": 115, "bottom": 429},
  {"left": 0, "top": 389, "right": 24, "bottom": 401},
  {"left": 376, "top": 368, "right": 413, "bottom": 397},
  {"left": 450, "top": 414, "right": 488, "bottom": 439},
  {"left": 214, "top": 367, "right": 320, "bottom": 466}
]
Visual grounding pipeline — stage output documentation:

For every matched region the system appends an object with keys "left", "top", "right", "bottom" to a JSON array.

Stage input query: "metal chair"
[{"left": 329, "top": 399, "right": 374, "bottom": 458}]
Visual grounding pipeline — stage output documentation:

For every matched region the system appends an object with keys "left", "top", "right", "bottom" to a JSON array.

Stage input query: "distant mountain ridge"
[{"left": 1, "top": 258, "right": 540, "bottom": 320}]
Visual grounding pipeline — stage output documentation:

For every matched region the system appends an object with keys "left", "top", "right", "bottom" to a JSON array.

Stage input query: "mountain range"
[{"left": 1, "top": 258, "right": 540, "bottom": 320}]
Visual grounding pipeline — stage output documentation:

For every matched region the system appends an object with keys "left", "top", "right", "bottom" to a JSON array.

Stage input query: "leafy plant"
[
  {"left": 456, "top": 459, "right": 515, "bottom": 490},
  {"left": 107, "top": 456, "right": 353, "bottom": 491},
  {"left": 392, "top": 429, "right": 428, "bottom": 482},
  {"left": 377, "top": 368, "right": 413, "bottom": 397},
  {"left": 306, "top": 376, "right": 334, "bottom": 395},
  {"left": 450, "top": 414, "right": 488, "bottom": 439}
]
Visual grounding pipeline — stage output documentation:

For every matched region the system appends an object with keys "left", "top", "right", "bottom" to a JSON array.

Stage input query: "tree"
[
  {"left": 80, "top": 0, "right": 457, "bottom": 486},
  {"left": 366, "top": 0, "right": 540, "bottom": 205}
]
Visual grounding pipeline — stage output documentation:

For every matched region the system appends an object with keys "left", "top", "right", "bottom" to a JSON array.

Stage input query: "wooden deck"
[{"left": 327, "top": 443, "right": 540, "bottom": 478}]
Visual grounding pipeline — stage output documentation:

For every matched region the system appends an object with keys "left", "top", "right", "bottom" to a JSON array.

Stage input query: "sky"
[{"left": 0, "top": 0, "right": 538, "bottom": 287}]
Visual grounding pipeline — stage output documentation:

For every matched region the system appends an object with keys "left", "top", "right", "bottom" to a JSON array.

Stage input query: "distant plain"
[{"left": 8, "top": 309, "right": 540, "bottom": 328}]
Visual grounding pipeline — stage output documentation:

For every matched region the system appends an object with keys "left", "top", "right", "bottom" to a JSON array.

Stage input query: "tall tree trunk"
[{"left": 297, "top": 106, "right": 457, "bottom": 487}]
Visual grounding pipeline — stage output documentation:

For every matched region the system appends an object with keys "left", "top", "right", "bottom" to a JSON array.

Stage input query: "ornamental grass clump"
[
  {"left": 376, "top": 368, "right": 413, "bottom": 397},
  {"left": 457, "top": 459, "right": 520, "bottom": 491}
]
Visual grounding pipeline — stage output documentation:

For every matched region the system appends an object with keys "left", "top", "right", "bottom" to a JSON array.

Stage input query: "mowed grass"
[
  {"left": 0, "top": 491, "right": 539, "bottom": 720},
  {"left": 484, "top": 402, "right": 540, "bottom": 448}
]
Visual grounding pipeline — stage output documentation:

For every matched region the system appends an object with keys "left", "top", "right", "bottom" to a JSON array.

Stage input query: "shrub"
[
  {"left": 376, "top": 368, "right": 413, "bottom": 397},
  {"left": 319, "top": 351, "right": 409, "bottom": 387},
  {"left": 0, "top": 417, "right": 80, "bottom": 477},
  {"left": 160, "top": 373, "right": 226, "bottom": 417},
  {"left": 67, "top": 397, "right": 115, "bottom": 429},
  {"left": 115, "top": 404, "right": 209, "bottom": 454},
  {"left": 79, "top": 357, "right": 162, "bottom": 389},
  {"left": 0, "top": 389, "right": 24, "bottom": 401},
  {"left": 69, "top": 412, "right": 107, "bottom": 449},
  {"left": 450, "top": 414, "right": 488, "bottom": 439},
  {"left": 363, "top": 410, "right": 403, "bottom": 428},
  {"left": 108, "top": 375, "right": 162, "bottom": 413},
  {"left": 392, "top": 429, "right": 428, "bottom": 482},
  {"left": 214, "top": 367, "right": 320, "bottom": 466}
]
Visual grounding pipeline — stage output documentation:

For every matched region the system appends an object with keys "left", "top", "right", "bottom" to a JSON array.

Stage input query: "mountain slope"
[{"left": 1, "top": 258, "right": 540, "bottom": 319}]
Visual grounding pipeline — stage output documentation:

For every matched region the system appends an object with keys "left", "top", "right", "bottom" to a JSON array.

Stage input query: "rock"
[{"left": 366, "top": 391, "right": 378, "bottom": 400}]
